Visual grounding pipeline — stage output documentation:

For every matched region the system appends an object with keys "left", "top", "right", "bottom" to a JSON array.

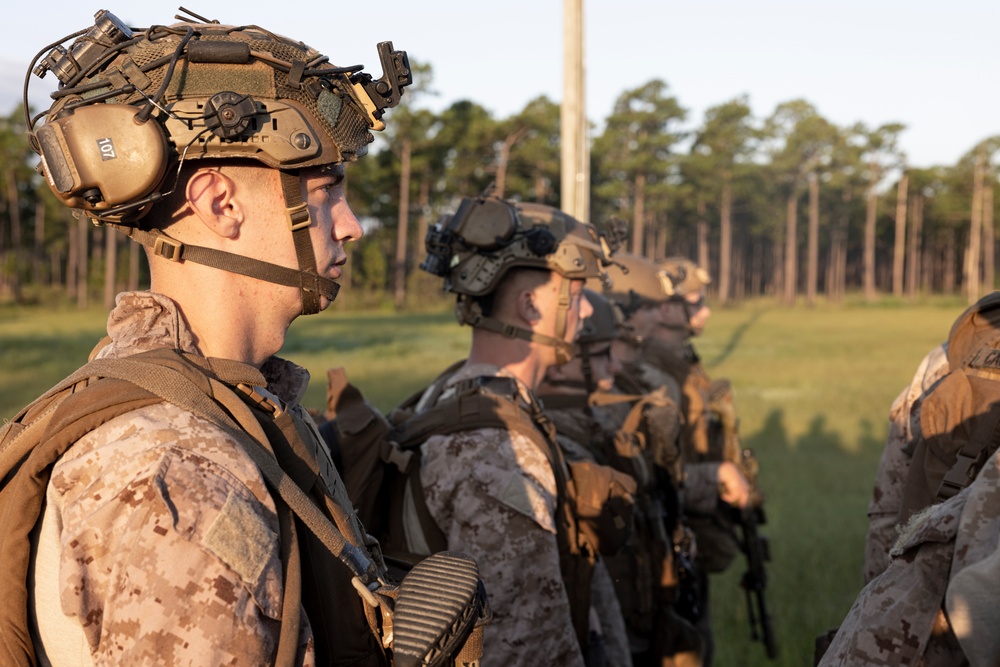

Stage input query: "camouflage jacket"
[
  {"left": 821, "top": 445, "right": 1000, "bottom": 666},
  {"left": 30, "top": 291, "right": 353, "bottom": 666},
  {"left": 417, "top": 362, "right": 585, "bottom": 667},
  {"left": 864, "top": 344, "right": 949, "bottom": 583},
  {"left": 542, "top": 397, "right": 633, "bottom": 667}
]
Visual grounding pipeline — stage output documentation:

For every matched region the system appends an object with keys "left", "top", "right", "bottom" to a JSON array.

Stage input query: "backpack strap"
[
  {"left": 0, "top": 377, "right": 162, "bottom": 667},
  {"left": 394, "top": 376, "right": 596, "bottom": 651},
  {"left": 937, "top": 401, "right": 1000, "bottom": 501}
]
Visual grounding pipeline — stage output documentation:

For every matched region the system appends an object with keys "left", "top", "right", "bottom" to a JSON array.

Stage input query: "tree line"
[{"left": 0, "top": 65, "right": 996, "bottom": 309}]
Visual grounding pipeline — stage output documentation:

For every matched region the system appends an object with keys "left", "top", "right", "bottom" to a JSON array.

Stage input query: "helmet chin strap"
[
  {"left": 111, "top": 169, "right": 338, "bottom": 316},
  {"left": 456, "top": 274, "right": 576, "bottom": 365}
]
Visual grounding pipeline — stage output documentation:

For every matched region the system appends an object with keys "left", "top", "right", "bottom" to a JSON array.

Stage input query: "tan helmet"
[
  {"left": 421, "top": 194, "right": 616, "bottom": 364},
  {"left": 659, "top": 257, "right": 710, "bottom": 297},
  {"left": 26, "top": 9, "right": 411, "bottom": 314},
  {"left": 592, "top": 253, "right": 674, "bottom": 317}
]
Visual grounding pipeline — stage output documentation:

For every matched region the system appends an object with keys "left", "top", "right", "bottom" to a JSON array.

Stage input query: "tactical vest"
[
  {"left": 322, "top": 365, "right": 603, "bottom": 655},
  {"left": 1, "top": 348, "right": 487, "bottom": 667}
]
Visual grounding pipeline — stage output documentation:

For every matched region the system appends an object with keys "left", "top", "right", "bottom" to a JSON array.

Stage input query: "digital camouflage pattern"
[
  {"left": 418, "top": 362, "right": 584, "bottom": 667},
  {"left": 546, "top": 400, "right": 634, "bottom": 667},
  {"left": 30, "top": 291, "right": 350, "bottom": 666},
  {"left": 820, "top": 446, "right": 1000, "bottom": 666},
  {"left": 863, "top": 343, "right": 949, "bottom": 583}
]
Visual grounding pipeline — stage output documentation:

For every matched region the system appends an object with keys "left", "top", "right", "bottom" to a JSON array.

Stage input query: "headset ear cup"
[{"left": 37, "top": 105, "right": 169, "bottom": 216}]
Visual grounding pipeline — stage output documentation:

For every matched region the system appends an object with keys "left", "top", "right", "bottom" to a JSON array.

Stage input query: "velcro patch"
[
  {"left": 498, "top": 471, "right": 555, "bottom": 534},
  {"left": 205, "top": 490, "right": 276, "bottom": 586}
]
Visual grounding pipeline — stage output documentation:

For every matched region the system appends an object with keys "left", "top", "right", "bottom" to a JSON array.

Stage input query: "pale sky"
[{"left": 1, "top": 1, "right": 996, "bottom": 168}]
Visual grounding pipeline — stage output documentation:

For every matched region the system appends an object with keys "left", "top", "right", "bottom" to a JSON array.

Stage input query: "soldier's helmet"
[
  {"left": 659, "top": 257, "right": 710, "bottom": 297},
  {"left": 26, "top": 9, "right": 411, "bottom": 313},
  {"left": 421, "top": 194, "right": 617, "bottom": 364},
  {"left": 593, "top": 253, "right": 674, "bottom": 318}
]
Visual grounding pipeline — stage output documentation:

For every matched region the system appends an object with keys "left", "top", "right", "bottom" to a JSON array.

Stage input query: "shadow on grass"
[
  {"left": 705, "top": 307, "right": 765, "bottom": 369},
  {"left": 713, "top": 408, "right": 886, "bottom": 667}
]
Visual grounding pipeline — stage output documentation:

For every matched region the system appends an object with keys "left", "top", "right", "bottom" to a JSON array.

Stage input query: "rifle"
[{"left": 732, "top": 448, "right": 778, "bottom": 659}]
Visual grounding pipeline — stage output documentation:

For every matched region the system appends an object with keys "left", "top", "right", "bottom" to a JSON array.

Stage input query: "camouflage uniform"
[
  {"left": 417, "top": 361, "right": 585, "bottom": 667},
  {"left": 820, "top": 445, "right": 1000, "bottom": 666},
  {"left": 545, "top": 400, "right": 634, "bottom": 667},
  {"left": 863, "top": 343, "right": 949, "bottom": 583},
  {"left": 30, "top": 292, "right": 354, "bottom": 665}
]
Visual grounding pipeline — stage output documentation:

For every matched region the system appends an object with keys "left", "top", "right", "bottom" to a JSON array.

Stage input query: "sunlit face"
[{"left": 301, "top": 164, "right": 364, "bottom": 311}]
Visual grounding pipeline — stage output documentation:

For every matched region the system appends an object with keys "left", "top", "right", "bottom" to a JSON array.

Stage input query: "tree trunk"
[
  {"left": 892, "top": 173, "right": 908, "bottom": 298},
  {"left": 631, "top": 172, "right": 647, "bottom": 257},
  {"left": 984, "top": 182, "right": 995, "bottom": 292},
  {"left": 696, "top": 199, "right": 709, "bottom": 274},
  {"left": 393, "top": 136, "right": 412, "bottom": 310},
  {"left": 413, "top": 171, "right": 431, "bottom": 264},
  {"left": 806, "top": 173, "right": 819, "bottom": 307},
  {"left": 495, "top": 128, "right": 526, "bottom": 199},
  {"left": 67, "top": 218, "right": 77, "bottom": 300},
  {"left": 906, "top": 194, "right": 923, "bottom": 298},
  {"left": 967, "top": 150, "right": 985, "bottom": 304},
  {"left": 33, "top": 200, "right": 45, "bottom": 287},
  {"left": 944, "top": 227, "right": 956, "bottom": 295},
  {"left": 719, "top": 177, "right": 732, "bottom": 304},
  {"left": 103, "top": 225, "right": 118, "bottom": 310},
  {"left": 864, "top": 180, "right": 878, "bottom": 301},
  {"left": 751, "top": 239, "right": 763, "bottom": 297},
  {"left": 5, "top": 170, "right": 22, "bottom": 302},
  {"left": 655, "top": 212, "right": 668, "bottom": 260},
  {"left": 77, "top": 217, "right": 89, "bottom": 309},
  {"left": 783, "top": 189, "right": 797, "bottom": 306}
]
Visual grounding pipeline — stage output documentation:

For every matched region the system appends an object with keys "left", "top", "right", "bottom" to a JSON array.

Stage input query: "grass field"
[{"left": 0, "top": 296, "right": 970, "bottom": 665}]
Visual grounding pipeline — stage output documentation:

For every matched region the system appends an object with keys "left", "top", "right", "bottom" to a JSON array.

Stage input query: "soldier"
[
  {"left": 3, "top": 9, "right": 422, "bottom": 665},
  {"left": 538, "top": 288, "right": 636, "bottom": 667},
  {"left": 819, "top": 293, "right": 1000, "bottom": 665},
  {"left": 538, "top": 289, "right": 703, "bottom": 667},
  {"left": 402, "top": 194, "right": 620, "bottom": 665},
  {"left": 601, "top": 254, "right": 751, "bottom": 664}
]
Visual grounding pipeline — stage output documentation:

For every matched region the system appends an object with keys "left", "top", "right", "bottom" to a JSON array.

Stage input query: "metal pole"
[{"left": 561, "top": 0, "right": 589, "bottom": 221}]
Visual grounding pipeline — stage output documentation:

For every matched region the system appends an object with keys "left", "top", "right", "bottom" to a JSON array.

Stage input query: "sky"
[{"left": 1, "top": 0, "right": 996, "bottom": 169}]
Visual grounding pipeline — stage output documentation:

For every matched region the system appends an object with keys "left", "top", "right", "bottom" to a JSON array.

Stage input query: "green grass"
[{"left": 0, "top": 297, "right": 970, "bottom": 666}]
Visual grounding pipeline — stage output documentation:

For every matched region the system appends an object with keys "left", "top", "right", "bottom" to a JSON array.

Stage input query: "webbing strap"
[
  {"left": 279, "top": 170, "right": 322, "bottom": 315},
  {"left": 937, "top": 401, "right": 1000, "bottom": 501},
  {"left": 456, "top": 298, "right": 575, "bottom": 364},
  {"left": 69, "top": 353, "right": 379, "bottom": 585},
  {"left": 112, "top": 225, "right": 340, "bottom": 308}
]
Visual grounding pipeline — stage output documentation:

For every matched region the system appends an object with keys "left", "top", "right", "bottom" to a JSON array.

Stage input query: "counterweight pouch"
[{"left": 566, "top": 459, "right": 638, "bottom": 556}]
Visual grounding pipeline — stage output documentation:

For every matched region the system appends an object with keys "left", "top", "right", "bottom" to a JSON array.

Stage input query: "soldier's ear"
[
  {"left": 516, "top": 287, "right": 542, "bottom": 326},
  {"left": 187, "top": 168, "right": 244, "bottom": 240}
]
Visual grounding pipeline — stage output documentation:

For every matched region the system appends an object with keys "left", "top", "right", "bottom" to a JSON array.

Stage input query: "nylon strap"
[
  {"left": 65, "top": 353, "right": 379, "bottom": 585},
  {"left": 937, "top": 401, "right": 1000, "bottom": 501},
  {"left": 279, "top": 170, "right": 323, "bottom": 315},
  {"left": 456, "top": 297, "right": 574, "bottom": 364},
  {"left": 111, "top": 225, "right": 340, "bottom": 308}
]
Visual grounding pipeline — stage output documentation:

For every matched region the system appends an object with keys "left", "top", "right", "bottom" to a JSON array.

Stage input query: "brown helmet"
[
  {"left": 593, "top": 253, "right": 674, "bottom": 317},
  {"left": 659, "top": 257, "right": 710, "bottom": 297},
  {"left": 26, "top": 9, "right": 411, "bottom": 314},
  {"left": 422, "top": 194, "right": 615, "bottom": 364}
]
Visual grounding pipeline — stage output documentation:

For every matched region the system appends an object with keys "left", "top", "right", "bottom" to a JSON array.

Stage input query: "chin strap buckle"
[{"left": 152, "top": 235, "right": 183, "bottom": 262}]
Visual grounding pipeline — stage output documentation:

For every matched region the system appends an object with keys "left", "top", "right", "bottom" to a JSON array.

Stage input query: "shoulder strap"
[{"left": 0, "top": 376, "right": 162, "bottom": 666}]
